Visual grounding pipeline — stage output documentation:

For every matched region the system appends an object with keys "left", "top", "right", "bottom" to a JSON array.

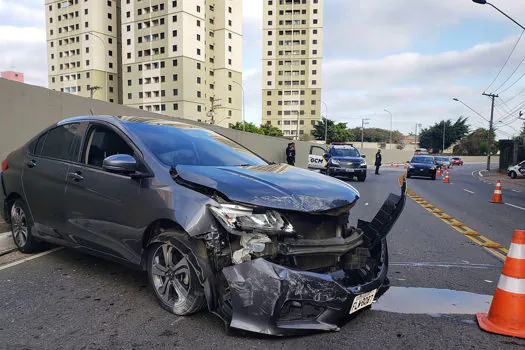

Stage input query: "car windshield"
[
  {"left": 124, "top": 121, "right": 267, "bottom": 167},
  {"left": 411, "top": 156, "right": 434, "bottom": 164},
  {"left": 331, "top": 147, "right": 360, "bottom": 157}
]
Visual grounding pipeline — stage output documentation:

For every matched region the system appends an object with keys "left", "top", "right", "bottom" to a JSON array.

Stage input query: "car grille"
[{"left": 340, "top": 161, "right": 361, "bottom": 168}]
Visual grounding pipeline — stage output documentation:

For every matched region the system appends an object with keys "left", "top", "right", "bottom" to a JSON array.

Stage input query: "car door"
[
  {"left": 22, "top": 122, "right": 86, "bottom": 241},
  {"left": 308, "top": 145, "right": 328, "bottom": 170},
  {"left": 518, "top": 161, "right": 525, "bottom": 177},
  {"left": 64, "top": 122, "right": 146, "bottom": 264}
]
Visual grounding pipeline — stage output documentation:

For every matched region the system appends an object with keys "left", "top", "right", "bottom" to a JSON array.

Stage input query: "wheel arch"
[{"left": 3, "top": 192, "right": 23, "bottom": 224}]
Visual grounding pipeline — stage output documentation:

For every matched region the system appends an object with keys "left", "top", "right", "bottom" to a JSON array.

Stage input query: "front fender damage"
[{"left": 210, "top": 180, "right": 407, "bottom": 336}]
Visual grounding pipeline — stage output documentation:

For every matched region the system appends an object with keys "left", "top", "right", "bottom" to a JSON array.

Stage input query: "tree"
[
  {"left": 453, "top": 128, "right": 497, "bottom": 156},
  {"left": 230, "top": 122, "right": 264, "bottom": 134},
  {"left": 348, "top": 127, "right": 404, "bottom": 143},
  {"left": 419, "top": 117, "right": 469, "bottom": 153},
  {"left": 312, "top": 118, "right": 354, "bottom": 143},
  {"left": 259, "top": 123, "right": 284, "bottom": 137}
]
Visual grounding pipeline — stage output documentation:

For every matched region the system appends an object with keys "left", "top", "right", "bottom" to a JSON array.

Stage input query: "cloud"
[{"left": 0, "top": 0, "right": 45, "bottom": 27}]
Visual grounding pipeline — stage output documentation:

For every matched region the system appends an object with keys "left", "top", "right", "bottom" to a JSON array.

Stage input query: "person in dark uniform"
[
  {"left": 375, "top": 149, "right": 382, "bottom": 175},
  {"left": 286, "top": 142, "right": 296, "bottom": 166}
]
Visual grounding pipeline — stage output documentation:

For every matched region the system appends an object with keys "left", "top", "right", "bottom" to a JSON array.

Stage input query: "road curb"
[{"left": 0, "top": 232, "right": 16, "bottom": 255}]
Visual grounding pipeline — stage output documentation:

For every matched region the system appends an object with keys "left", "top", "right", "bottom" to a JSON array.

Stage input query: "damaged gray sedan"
[{"left": 0, "top": 116, "right": 406, "bottom": 336}]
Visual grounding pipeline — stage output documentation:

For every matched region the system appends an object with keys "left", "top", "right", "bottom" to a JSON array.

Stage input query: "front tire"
[
  {"left": 510, "top": 171, "right": 517, "bottom": 179},
  {"left": 357, "top": 174, "right": 366, "bottom": 182},
  {"left": 431, "top": 175, "right": 436, "bottom": 180},
  {"left": 147, "top": 240, "right": 205, "bottom": 316},
  {"left": 10, "top": 199, "right": 44, "bottom": 253}
]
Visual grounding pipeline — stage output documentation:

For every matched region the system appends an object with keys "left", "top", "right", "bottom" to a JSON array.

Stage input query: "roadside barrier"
[
  {"left": 477, "top": 230, "right": 525, "bottom": 338},
  {"left": 489, "top": 180, "right": 504, "bottom": 204},
  {"left": 443, "top": 170, "right": 450, "bottom": 183}
]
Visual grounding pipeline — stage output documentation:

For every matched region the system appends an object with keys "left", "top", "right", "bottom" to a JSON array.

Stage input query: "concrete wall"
[{"left": 0, "top": 79, "right": 497, "bottom": 168}]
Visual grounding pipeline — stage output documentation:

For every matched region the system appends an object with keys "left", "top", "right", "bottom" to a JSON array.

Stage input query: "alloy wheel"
[
  {"left": 11, "top": 204, "right": 28, "bottom": 247},
  {"left": 151, "top": 244, "right": 192, "bottom": 309}
]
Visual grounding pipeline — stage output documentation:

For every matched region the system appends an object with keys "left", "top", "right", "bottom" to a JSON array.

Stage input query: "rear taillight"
[{"left": 1, "top": 160, "right": 8, "bottom": 171}]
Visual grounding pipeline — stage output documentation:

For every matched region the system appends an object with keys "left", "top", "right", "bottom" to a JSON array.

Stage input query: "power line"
[
  {"left": 495, "top": 98, "right": 525, "bottom": 123},
  {"left": 497, "top": 68, "right": 525, "bottom": 94},
  {"left": 485, "top": 30, "right": 525, "bottom": 93}
]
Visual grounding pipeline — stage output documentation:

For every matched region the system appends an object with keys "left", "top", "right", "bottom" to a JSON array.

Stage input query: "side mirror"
[
  {"left": 103, "top": 154, "right": 137, "bottom": 174},
  {"left": 323, "top": 153, "right": 331, "bottom": 159},
  {"left": 406, "top": 161, "right": 410, "bottom": 163},
  {"left": 361, "top": 154, "right": 366, "bottom": 158}
]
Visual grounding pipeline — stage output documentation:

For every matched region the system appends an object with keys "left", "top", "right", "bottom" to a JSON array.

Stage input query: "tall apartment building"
[
  {"left": 46, "top": 0, "right": 122, "bottom": 103},
  {"left": 262, "top": 0, "right": 323, "bottom": 139},
  {"left": 121, "top": 0, "right": 242, "bottom": 126}
]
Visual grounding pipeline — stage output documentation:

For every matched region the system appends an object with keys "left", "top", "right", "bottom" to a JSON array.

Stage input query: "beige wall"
[{"left": 0, "top": 80, "right": 497, "bottom": 168}]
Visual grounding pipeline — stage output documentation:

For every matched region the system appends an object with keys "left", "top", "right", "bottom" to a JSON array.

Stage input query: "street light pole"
[
  {"left": 232, "top": 81, "right": 245, "bottom": 132},
  {"left": 472, "top": 1, "right": 525, "bottom": 31},
  {"left": 321, "top": 101, "right": 328, "bottom": 144},
  {"left": 384, "top": 109, "right": 393, "bottom": 149},
  {"left": 483, "top": 92, "right": 498, "bottom": 171},
  {"left": 361, "top": 118, "right": 370, "bottom": 149},
  {"left": 89, "top": 33, "right": 109, "bottom": 102}
]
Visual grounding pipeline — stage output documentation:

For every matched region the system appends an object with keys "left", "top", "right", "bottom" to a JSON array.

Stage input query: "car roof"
[{"left": 58, "top": 115, "right": 206, "bottom": 131}]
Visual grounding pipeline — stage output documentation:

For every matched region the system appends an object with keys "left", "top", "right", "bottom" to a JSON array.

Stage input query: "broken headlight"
[{"left": 210, "top": 203, "right": 294, "bottom": 235}]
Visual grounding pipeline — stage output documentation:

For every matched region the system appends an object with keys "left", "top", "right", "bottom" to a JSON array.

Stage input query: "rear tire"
[
  {"left": 10, "top": 199, "right": 45, "bottom": 253},
  {"left": 431, "top": 175, "right": 436, "bottom": 180},
  {"left": 510, "top": 171, "right": 517, "bottom": 179},
  {"left": 357, "top": 174, "right": 366, "bottom": 182},
  {"left": 147, "top": 240, "right": 205, "bottom": 316}
]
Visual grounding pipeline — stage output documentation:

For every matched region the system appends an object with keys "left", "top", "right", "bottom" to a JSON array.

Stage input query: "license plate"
[
  {"left": 345, "top": 169, "right": 354, "bottom": 172},
  {"left": 420, "top": 169, "right": 424, "bottom": 171},
  {"left": 349, "top": 289, "right": 377, "bottom": 314}
]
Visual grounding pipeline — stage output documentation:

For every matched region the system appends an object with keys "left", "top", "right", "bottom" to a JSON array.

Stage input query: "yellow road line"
[{"left": 399, "top": 174, "right": 509, "bottom": 261}]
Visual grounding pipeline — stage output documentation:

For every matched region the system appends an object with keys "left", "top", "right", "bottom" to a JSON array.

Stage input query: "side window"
[
  {"left": 40, "top": 123, "right": 83, "bottom": 161},
  {"left": 83, "top": 126, "right": 134, "bottom": 167},
  {"left": 32, "top": 133, "right": 47, "bottom": 155}
]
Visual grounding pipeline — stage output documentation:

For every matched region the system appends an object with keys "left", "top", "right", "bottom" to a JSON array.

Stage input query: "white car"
[{"left": 507, "top": 160, "right": 525, "bottom": 179}]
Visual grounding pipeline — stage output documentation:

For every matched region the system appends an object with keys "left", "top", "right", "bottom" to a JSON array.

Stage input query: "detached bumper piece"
[{"left": 218, "top": 180, "right": 407, "bottom": 336}]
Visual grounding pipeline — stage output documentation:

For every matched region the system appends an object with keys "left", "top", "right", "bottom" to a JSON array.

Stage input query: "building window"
[
  {"left": 197, "top": 34, "right": 200, "bottom": 41},
  {"left": 109, "top": 50, "right": 113, "bottom": 56},
  {"left": 127, "top": 66, "right": 131, "bottom": 73},
  {"left": 313, "top": 19, "right": 318, "bottom": 24},
  {"left": 197, "top": 20, "right": 200, "bottom": 27},
  {"left": 173, "top": 89, "right": 178, "bottom": 96},
  {"left": 172, "top": 45, "right": 177, "bottom": 52},
  {"left": 86, "top": 72, "right": 90, "bottom": 78},
  {"left": 197, "top": 48, "right": 201, "bottom": 55},
  {"left": 197, "top": 5, "right": 200, "bottom": 12},
  {"left": 173, "top": 103, "right": 179, "bottom": 110},
  {"left": 172, "top": 1, "right": 177, "bottom": 7},
  {"left": 312, "top": 80, "right": 317, "bottom": 85},
  {"left": 173, "top": 74, "right": 178, "bottom": 81},
  {"left": 128, "top": 93, "right": 132, "bottom": 99},
  {"left": 86, "top": 60, "right": 90, "bottom": 66},
  {"left": 128, "top": 80, "right": 132, "bottom": 86},
  {"left": 173, "top": 59, "right": 178, "bottom": 66},
  {"left": 197, "top": 77, "right": 201, "bottom": 84},
  {"left": 228, "top": 45, "right": 232, "bottom": 52},
  {"left": 161, "top": 104, "right": 166, "bottom": 111},
  {"left": 197, "top": 91, "right": 201, "bottom": 98},
  {"left": 312, "top": 59, "right": 317, "bottom": 64},
  {"left": 197, "top": 105, "right": 201, "bottom": 112},
  {"left": 108, "top": 25, "right": 112, "bottom": 32},
  {"left": 126, "top": 11, "right": 130, "bottom": 18},
  {"left": 228, "top": 20, "right": 232, "bottom": 26},
  {"left": 228, "top": 59, "right": 232, "bottom": 65},
  {"left": 108, "top": 13, "right": 112, "bottom": 19}
]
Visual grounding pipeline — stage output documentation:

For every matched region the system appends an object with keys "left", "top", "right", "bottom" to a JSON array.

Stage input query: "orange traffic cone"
[
  {"left": 443, "top": 170, "right": 450, "bottom": 183},
  {"left": 477, "top": 230, "right": 525, "bottom": 338},
  {"left": 390, "top": 162, "right": 393, "bottom": 167},
  {"left": 489, "top": 180, "right": 504, "bottom": 204},
  {"left": 437, "top": 168, "right": 442, "bottom": 177},
  {"left": 396, "top": 163, "right": 399, "bottom": 168}
]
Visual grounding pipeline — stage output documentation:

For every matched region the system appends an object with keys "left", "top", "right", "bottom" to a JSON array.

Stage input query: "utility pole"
[
  {"left": 361, "top": 118, "right": 370, "bottom": 149},
  {"left": 482, "top": 92, "right": 498, "bottom": 171},
  {"left": 442, "top": 121, "right": 446, "bottom": 154},
  {"left": 384, "top": 109, "right": 393, "bottom": 149}
]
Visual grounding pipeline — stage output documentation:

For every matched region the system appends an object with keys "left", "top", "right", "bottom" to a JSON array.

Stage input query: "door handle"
[
  {"left": 26, "top": 159, "right": 37, "bottom": 168},
  {"left": 68, "top": 171, "right": 84, "bottom": 181}
]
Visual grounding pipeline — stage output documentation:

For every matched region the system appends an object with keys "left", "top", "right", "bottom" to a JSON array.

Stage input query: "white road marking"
[
  {"left": 478, "top": 171, "right": 484, "bottom": 177},
  {"left": 0, "top": 247, "right": 63, "bottom": 271},
  {"left": 505, "top": 202, "right": 525, "bottom": 211},
  {"left": 463, "top": 189, "right": 474, "bottom": 194},
  {"left": 484, "top": 280, "right": 493, "bottom": 283},
  {"left": 512, "top": 189, "right": 521, "bottom": 193}
]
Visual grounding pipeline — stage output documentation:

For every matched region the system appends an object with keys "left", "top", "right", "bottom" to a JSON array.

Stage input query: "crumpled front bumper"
[
  {"left": 222, "top": 243, "right": 389, "bottom": 336},
  {"left": 217, "top": 180, "right": 406, "bottom": 336}
]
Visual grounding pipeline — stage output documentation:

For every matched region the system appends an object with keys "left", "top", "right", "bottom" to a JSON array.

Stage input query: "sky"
[{"left": 2, "top": 1, "right": 525, "bottom": 139}]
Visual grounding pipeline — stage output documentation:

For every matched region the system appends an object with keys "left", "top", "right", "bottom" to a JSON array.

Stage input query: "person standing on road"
[
  {"left": 375, "top": 149, "right": 382, "bottom": 175},
  {"left": 286, "top": 142, "right": 296, "bottom": 166}
]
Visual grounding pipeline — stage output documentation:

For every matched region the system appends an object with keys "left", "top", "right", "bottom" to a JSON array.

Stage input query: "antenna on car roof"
[{"left": 89, "top": 109, "right": 94, "bottom": 115}]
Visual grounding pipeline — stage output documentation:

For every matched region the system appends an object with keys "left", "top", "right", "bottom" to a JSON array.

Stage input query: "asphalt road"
[
  {"left": 407, "top": 163, "right": 525, "bottom": 249},
  {"left": 1, "top": 166, "right": 524, "bottom": 349}
]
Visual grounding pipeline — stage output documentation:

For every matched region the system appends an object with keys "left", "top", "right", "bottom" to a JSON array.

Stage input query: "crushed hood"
[{"left": 174, "top": 164, "right": 359, "bottom": 212}]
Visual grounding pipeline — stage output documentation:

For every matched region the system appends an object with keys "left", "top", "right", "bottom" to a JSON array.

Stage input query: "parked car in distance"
[
  {"left": 507, "top": 160, "right": 525, "bottom": 179},
  {"left": 452, "top": 157, "right": 464, "bottom": 166},
  {"left": 414, "top": 148, "right": 429, "bottom": 155},
  {"left": 434, "top": 156, "right": 451, "bottom": 169},
  {"left": 407, "top": 155, "right": 437, "bottom": 180},
  {"left": 0, "top": 115, "right": 406, "bottom": 336}
]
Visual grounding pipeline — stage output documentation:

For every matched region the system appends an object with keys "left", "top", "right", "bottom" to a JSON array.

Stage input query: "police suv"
[
  {"left": 507, "top": 160, "right": 525, "bottom": 179},
  {"left": 308, "top": 142, "right": 367, "bottom": 182}
]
